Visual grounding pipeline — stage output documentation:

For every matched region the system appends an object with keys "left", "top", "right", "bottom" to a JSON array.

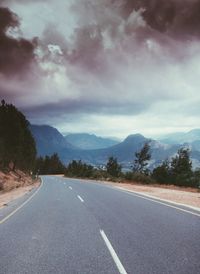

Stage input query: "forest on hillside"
[{"left": 0, "top": 100, "right": 36, "bottom": 172}]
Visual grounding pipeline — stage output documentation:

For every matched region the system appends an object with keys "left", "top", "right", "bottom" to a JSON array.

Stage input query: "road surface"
[{"left": 0, "top": 176, "right": 200, "bottom": 274}]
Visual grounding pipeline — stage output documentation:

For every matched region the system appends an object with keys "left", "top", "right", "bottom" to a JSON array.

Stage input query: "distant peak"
[
  {"left": 124, "top": 133, "right": 145, "bottom": 140},
  {"left": 123, "top": 134, "right": 147, "bottom": 144}
]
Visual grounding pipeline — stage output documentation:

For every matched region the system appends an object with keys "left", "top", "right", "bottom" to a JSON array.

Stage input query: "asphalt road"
[{"left": 0, "top": 176, "right": 200, "bottom": 274}]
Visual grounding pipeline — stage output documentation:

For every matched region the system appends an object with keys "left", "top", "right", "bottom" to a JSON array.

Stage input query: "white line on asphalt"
[
  {"left": 118, "top": 189, "right": 200, "bottom": 218},
  {"left": 77, "top": 195, "right": 84, "bottom": 202},
  {"left": 69, "top": 186, "right": 72, "bottom": 190},
  {"left": 100, "top": 230, "right": 127, "bottom": 274},
  {"left": 0, "top": 179, "right": 43, "bottom": 225},
  {"left": 115, "top": 186, "right": 200, "bottom": 212}
]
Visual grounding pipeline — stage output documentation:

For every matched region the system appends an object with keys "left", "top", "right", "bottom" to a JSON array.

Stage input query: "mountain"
[
  {"left": 71, "top": 134, "right": 149, "bottom": 166},
  {"left": 30, "top": 125, "right": 200, "bottom": 169},
  {"left": 65, "top": 133, "right": 119, "bottom": 150},
  {"left": 30, "top": 125, "right": 77, "bottom": 156},
  {"left": 160, "top": 129, "right": 200, "bottom": 145}
]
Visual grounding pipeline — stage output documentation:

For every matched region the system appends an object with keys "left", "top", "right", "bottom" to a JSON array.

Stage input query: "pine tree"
[
  {"left": 170, "top": 148, "right": 193, "bottom": 186},
  {"left": 0, "top": 100, "right": 36, "bottom": 172}
]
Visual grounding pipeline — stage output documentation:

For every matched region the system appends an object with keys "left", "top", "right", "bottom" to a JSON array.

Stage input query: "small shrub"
[{"left": 124, "top": 171, "right": 155, "bottom": 184}]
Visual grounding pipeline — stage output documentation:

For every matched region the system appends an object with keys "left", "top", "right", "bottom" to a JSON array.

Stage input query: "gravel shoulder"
[
  {"left": 0, "top": 182, "right": 40, "bottom": 209},
  {"left": 104, "top": 181, "right": 200, "bottom": 209},
  {"left": 0, "top": 170, "right": 40, "bottom": 209}
]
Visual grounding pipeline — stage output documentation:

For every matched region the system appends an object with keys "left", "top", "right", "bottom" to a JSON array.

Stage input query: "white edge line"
[
  {"left": 77, "top": 195, "right": 84, "bottom": 203},
  {"left": 115, "top": 187, "right": 200, "bottom": 217},
  {"left": 100, "top": 230, "right": 128, "bottom": 274},
  {"left": 115, "top": 186, "right": 200, "bottom": 212},
  {"left": 0, "top": 179, "right": 43, "bottom": 225}
]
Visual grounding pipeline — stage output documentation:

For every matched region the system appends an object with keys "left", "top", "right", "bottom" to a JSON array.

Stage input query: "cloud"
[
  {"left": 120, "top": 0, "right": 200, "bottom": 39},
  {"left": 0, "top": 7, "right": 37, "bottom": 77},
  {"left": 1, "top": 0, "right": 200, "bottom": 137}
]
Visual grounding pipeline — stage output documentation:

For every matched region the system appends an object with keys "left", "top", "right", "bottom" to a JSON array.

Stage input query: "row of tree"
[
  {"left": 34, "top": 154, "right": 65, "bottom": 175},
  {"left": 152, "top": 148, "right": 199, "bottom": 187},
  {"left": 63, "top": 143, "right": 200, "bottom": 188}
]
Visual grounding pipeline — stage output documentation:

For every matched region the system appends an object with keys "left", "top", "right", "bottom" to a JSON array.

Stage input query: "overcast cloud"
[{"left": 0, "top": 0, "right": 200, "bottom": 138}]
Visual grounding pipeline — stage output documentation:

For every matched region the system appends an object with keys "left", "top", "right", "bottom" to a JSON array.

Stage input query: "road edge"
[
  {"left": 0, "top": 178, "right": 43, "bottom": 224},
  {"left": 114, "top": 186, "right": 200, "bottom": 212}
]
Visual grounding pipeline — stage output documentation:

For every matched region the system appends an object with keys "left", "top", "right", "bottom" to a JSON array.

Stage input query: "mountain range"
[
  {"left": 65, "top": 133, "right": 119, "bottom": 150},
  {"left": 160, "top": 129, "right": 200, "bottom": 144},
  {"left": 30, "top": 125, "right": 200, "bottom": 170}
]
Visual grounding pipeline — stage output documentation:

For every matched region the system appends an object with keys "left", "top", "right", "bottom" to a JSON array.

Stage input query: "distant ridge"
[
  {"left": 30, "top": 124, "right": 200, "bottom": 169},
  {"left": 30, "top": 125, "right": 77, "bottom": 156},
  {"left": 65, "top": 133, "right": 119, "bottom": 150},
  {"left": 160, "top": 129, "right": 200, "bottom": 145}
]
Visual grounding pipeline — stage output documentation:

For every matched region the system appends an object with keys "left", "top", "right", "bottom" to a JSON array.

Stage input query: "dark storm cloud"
[
  {"left": 21, "top": 96, "right": 148, "bottom": 124},
  {"left": 0, "top": 7, "right": 36, "bottom": 76},
  {"left": 121, "top": 0, "right": 200, "bottom": 39},
  {"left": 1, "top": 0, "right": 200, "bottom": 136}
]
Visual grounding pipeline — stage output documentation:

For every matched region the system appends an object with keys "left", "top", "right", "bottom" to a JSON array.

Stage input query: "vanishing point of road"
[{"left": 0, "top": 176, "right": 199, "bottom": 274}]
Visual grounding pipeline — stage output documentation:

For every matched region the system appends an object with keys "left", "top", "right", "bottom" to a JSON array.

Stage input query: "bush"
[{"left": 124, "top": 171, "right": 155, "bottom": 184}]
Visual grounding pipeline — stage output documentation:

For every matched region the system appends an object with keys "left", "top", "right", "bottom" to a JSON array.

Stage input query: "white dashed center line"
[
  {"left": 69, "top": 186, "right": 72, "bottom": 190},
  {"left": 77, "top": 195, "right": 84, "bottom": 203},
  {"left": 100, "top": 230, "right": 127, "bottom": 274}
]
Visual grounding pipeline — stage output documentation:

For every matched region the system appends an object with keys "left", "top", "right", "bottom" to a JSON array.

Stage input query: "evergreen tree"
[
  {"left": 152, "top": 148, "right": 198, "bottom": 187},
  {"left": 152, "top": 160, "right": 170, "bottom": 184},
  {"left": 0, "top": 100, "right": 36, "bottom": 172},
  {"left": 170, "top": 148, "right": 193, "bottom": 186},
  {"left": 133, "top": 142, "right": 151, "bottom": 174},
  {"left": 65, "top": 160, "right": 94, "bottom": 178},
  {"left": 106, "top": 156, "right": 121, "bottom": 177},
  {"left": 35, "top": 154, "right": 65, "bottom": 175}
]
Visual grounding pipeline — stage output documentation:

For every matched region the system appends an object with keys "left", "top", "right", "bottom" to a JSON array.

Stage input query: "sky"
[{"left": 0, "top": 0, "right": 200, "bottom": 139}]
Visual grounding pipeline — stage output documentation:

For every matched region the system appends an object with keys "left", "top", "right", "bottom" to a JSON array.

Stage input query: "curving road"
[{"left": 0, "top": 176, "right": 200, "bottom": 274}]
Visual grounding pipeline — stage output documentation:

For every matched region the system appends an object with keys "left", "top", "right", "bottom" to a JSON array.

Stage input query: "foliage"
[
  {"left": 65, "top": 160, "right": 95, "bottom": 178},
  {"left": 106, "top": 156, "right": 121, "bottom": 177},
  {"left": 152, "top": 148, "right": 199, "bottom": 187},
  {"left": 124, "top": 171, "right": 155, "bottom": 184},
  {"left": 152, "top": 160, "right": 171, "bottom": 184},
  {"left": 34, "top": 153, "right": 65, "bottom": 175},
  {"left": 0, "top": 100, "right": 36, "bottom": 172},
  {"left": 133, "top": 142, "right": 151, "bottom": 174}
]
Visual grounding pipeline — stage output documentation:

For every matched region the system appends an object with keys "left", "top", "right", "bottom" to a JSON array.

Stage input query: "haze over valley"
[{"left": 30, "top": 124, "right": 200, "bottom": 169}]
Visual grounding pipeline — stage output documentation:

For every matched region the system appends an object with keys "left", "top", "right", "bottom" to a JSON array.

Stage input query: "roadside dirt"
[
  {"left": 0, "top": 170, "right": 40, "bottom": 209},
  {"left": 104, "top": 181, "right": 200, "bottom": 209}
]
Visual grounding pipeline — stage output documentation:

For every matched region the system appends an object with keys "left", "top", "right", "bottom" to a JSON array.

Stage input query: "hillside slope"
[
  {"left": 31, "top": 125, "right": 200, "bottom": 169},
  {"left": 65, "top": 133, "right": 119, "bottom": 149}
]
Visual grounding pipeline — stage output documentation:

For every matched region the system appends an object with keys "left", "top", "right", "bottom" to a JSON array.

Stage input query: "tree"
[
  {"left": 152, "top": 148, "right": 198, "bottom": 187},
  {"left": 65, "top": 160, "right": 94, "bottom": 178},
  {"left": 106, "top": 156, "right": 121, "bottom": 177},
  {"left": 152, "top": 160, "right": 170, "bottom": 184},
  {"left": 133, "top": 142, "right": 151, "bottom": 174},
  {"left": 34, "top": 154, "right": 65, "bottom": 175},
  {"left": 0, "top": 100, "right": 36, "bottom": 172},
  {"left": 170, "top": 148, "right": 193, "bottom": 186}
]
